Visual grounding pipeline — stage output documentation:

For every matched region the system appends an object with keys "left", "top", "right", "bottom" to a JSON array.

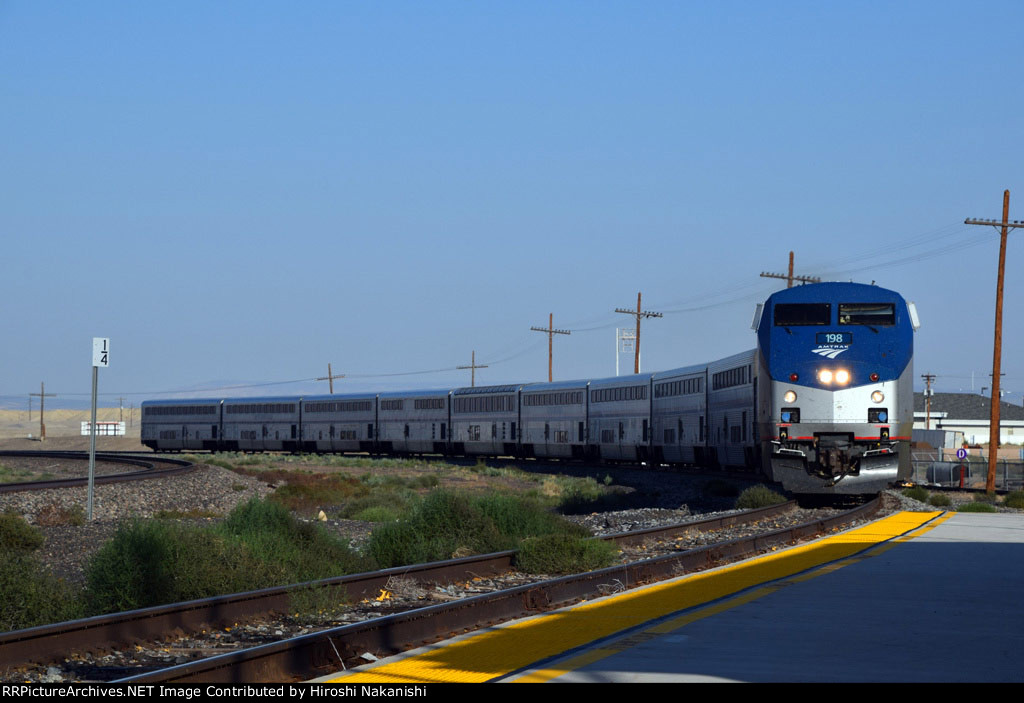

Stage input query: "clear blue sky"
[{"left": 2, "top": 1, "right": 1022, "bottom": 409}]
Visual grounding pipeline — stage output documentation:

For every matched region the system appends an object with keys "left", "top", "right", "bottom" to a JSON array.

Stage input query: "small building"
[{"left": 914, "top": 392, "right": 1024, "bottom": 446}]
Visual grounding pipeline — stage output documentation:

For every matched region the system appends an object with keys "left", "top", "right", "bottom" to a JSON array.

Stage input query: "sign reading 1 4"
[{"left": 92, "top": 338, "right": 110, "bottom": 368}]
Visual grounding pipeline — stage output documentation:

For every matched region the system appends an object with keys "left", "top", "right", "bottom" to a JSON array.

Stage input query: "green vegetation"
[
  {"left": 0, "top": 465, "right": 49, "bottom": 483},
  {"left": 0, "top": 554, "right": 83, "bottom": 631},
  {"left": 0, "top": 511, "right": 45, "bottom": 553},
  {"left": 515, "top": 533, "right": 618, "bottom": 575},
  {"left": 928, "top": 493, "right": 952, "bottom": 507},
  {"left": 957, "top": 502, "right": 998, "bottom": 513},
  {"left": 0, "top": 513, "right": 83, "bottom": 631},
  {"left": 1004, "top": 491, "right": 1024, "bottom": 510},
  {"left": 902, "top": 486, "right": 930, "bottom": 503},
  {"left": 84, "top": 498, "right": 372, "bottom": 614},
  {"left": 365, "top": 489, "right": 613, "bottom": 574},
  {"left": 735, "top": 485, "right": 787, "bottom": 510}
]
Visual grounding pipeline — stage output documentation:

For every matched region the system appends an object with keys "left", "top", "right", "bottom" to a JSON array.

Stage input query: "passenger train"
[{"left": 142, "top": 282, "right": 918, "bottom": 494}]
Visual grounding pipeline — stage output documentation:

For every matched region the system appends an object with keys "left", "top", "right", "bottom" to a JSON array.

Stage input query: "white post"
[{"left": 88, "top": 365, "right": 97, "bottom": 520}]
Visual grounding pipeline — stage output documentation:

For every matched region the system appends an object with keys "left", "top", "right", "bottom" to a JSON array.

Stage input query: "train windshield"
[
  {"left": 774, "top": 303, "right": 831, "bottom": 326},
  {"left": 838, "top": 303, "right": 895, "bottom": 326}
]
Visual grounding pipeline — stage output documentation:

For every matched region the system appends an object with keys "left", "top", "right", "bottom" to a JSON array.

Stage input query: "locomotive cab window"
[
  {"left": 838, "top": 303, "right": 895, "bottom": 326},
  {"left": 774, "top": 303, "right": 831, "bottom": 326}
]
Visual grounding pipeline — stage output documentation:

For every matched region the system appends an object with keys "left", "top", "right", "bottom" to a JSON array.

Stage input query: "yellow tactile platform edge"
[{"left": 326, "top": 510, "right": 946, "bottom": 684}]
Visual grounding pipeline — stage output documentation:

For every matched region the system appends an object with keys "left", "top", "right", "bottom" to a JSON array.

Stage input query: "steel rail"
[
  {"left": 0, "top": 500, "right": 796, "bottom": 670},
  {"left": 117, "top": 497, "right": 879, "bottom": 683},
  {"left": 0, "top": 451, "right": 195, "bottom": 493}
]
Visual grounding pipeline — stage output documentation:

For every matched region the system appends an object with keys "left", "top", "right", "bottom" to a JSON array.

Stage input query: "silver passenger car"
[
  {"left": 221, "top": 396, "right": 301, "bottom": 452},
  {"left": 706, "top": 350, "right": 758, "bottom": 468},
  {"left": 300, "top": 393, "right": 377, "bottom": 453},
  {"left": 588, "top": 374, "right": 653, "bottom": 462},
  {"left": 141, "top": 398, "right": 222, "bottom": 451},
  {"left": 650, "top": 364, "right": 707, "bottom": 465},
  {"left": 376, "top": 389, "right": 450, "bottom": 455},
  {"left": 519, "top": 380, "right": 589, "bottom": 459},
  {"left": 450, "top": 384, "right": 521, "bottom": 457}
]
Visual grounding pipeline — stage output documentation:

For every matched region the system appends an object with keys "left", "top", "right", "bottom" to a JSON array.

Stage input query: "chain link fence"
[{"left": 911, "top": 451, "right": 1024, "bottom": 491}]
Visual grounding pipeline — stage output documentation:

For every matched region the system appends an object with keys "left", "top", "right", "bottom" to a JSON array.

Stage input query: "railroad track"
[
  {"left": 0, "top": 498, "right": 882, "bottom": 682},
  {"left": 0, "top": 451, "right": 195, "bottom": 493}
]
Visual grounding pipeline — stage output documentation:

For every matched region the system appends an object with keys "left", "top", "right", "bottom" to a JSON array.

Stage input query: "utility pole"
[
  {"left": 316, "top": 363, "right": 345, "bottom": 394},
  {"left": 28, "top": 395, "right": 32, "bottom": 422},
  {"left": 457, "top": 350, "right": 488, "bottom": 387},
  {"left": 760, "top": 251, "right": 821, "bottom": 288},
  {"left": 615, "top": 292, "right": 662, "bottom": 374},
  {"left": 921, "top": 373, "right": 935, "bottom": 430},
  {"left": 965, "top": 190, "right": 1023, "bottom": 493},
  {"left": 530, "top": 313, "right": 571, "bottom": 383},
  {"left": 29, "top": 383, "right": 55, "bottom": 441},
  {"left": 118, "top": 397, "right": 126, "bottom": 423}
]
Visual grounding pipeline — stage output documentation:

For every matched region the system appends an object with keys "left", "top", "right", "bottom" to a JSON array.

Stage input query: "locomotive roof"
[{"left": 766, "top": 281, "right": 905, "bottom": 305}]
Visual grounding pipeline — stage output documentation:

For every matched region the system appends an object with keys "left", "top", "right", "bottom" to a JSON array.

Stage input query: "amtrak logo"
[{"left": 812, "top": 347, "right": 848, "bottom": 359}]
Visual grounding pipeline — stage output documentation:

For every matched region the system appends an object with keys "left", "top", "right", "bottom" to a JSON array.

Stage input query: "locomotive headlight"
[
  {"left": 783, "top": 390, "right": 797, "bottom": 403},
  {"left": 871, "top": 390, "right": 885, "bottom": 403},
  {"left": 818, "top": 369, "right": 833, "bottom": 384},
  {"left": 835, "top": 369, "right": 850, "bottom": 385}
]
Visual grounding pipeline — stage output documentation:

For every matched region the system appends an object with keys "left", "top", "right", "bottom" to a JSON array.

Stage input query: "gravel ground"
[{"left": 0, "top": 463, "right": 274, "bottom": 586}]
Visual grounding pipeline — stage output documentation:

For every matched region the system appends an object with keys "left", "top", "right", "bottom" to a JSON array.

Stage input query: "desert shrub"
[
  {"left": 0, "top": 554, "right": 83, "bottom": 631},
  {"left": 902, "top": 486, "right": 930, "bottom": 503},
  {"left": 0, "top": 512, "right": 44, "bottom": 553},
  {"left": 367, "top": 490, "right": 505, "bottom": 568},
  {"left": 957, "top": 502, "right": 998, "bottom": 513},
  {"left": 928, "top": 493, "right": 952, "bottom": 507},
  {"left": 216, "top": 498, "right": 372, "bottom": 580},
  {"left": 84, "top": 519, "right": 268, "bottom": 613},
  {"left": 477, "top": 493, "right": 587, "bottom": 541},
  {"left": 735, "top": 485, "right": 787, "bottom": 510},
  {"left": 515, "top": 534, "right": 618, "bottom": 575},
  {"left": 367, "top": 489, "right": 593, "bottom": 569},
  {"left": 1003, "top": 491, "right": 1024, "bottom": 510},
  {"left": 85, "top": 499, "right": 372, "bottom": 614}
]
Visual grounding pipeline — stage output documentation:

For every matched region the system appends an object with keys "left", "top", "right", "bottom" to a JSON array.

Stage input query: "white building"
[{"left": 914, "top": 392, "right": 1024, "bottom": 446}]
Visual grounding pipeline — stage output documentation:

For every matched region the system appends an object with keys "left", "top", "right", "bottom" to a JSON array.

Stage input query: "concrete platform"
[{"left": 319, "top": 511, "right": 1024, "bottom": 683}]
